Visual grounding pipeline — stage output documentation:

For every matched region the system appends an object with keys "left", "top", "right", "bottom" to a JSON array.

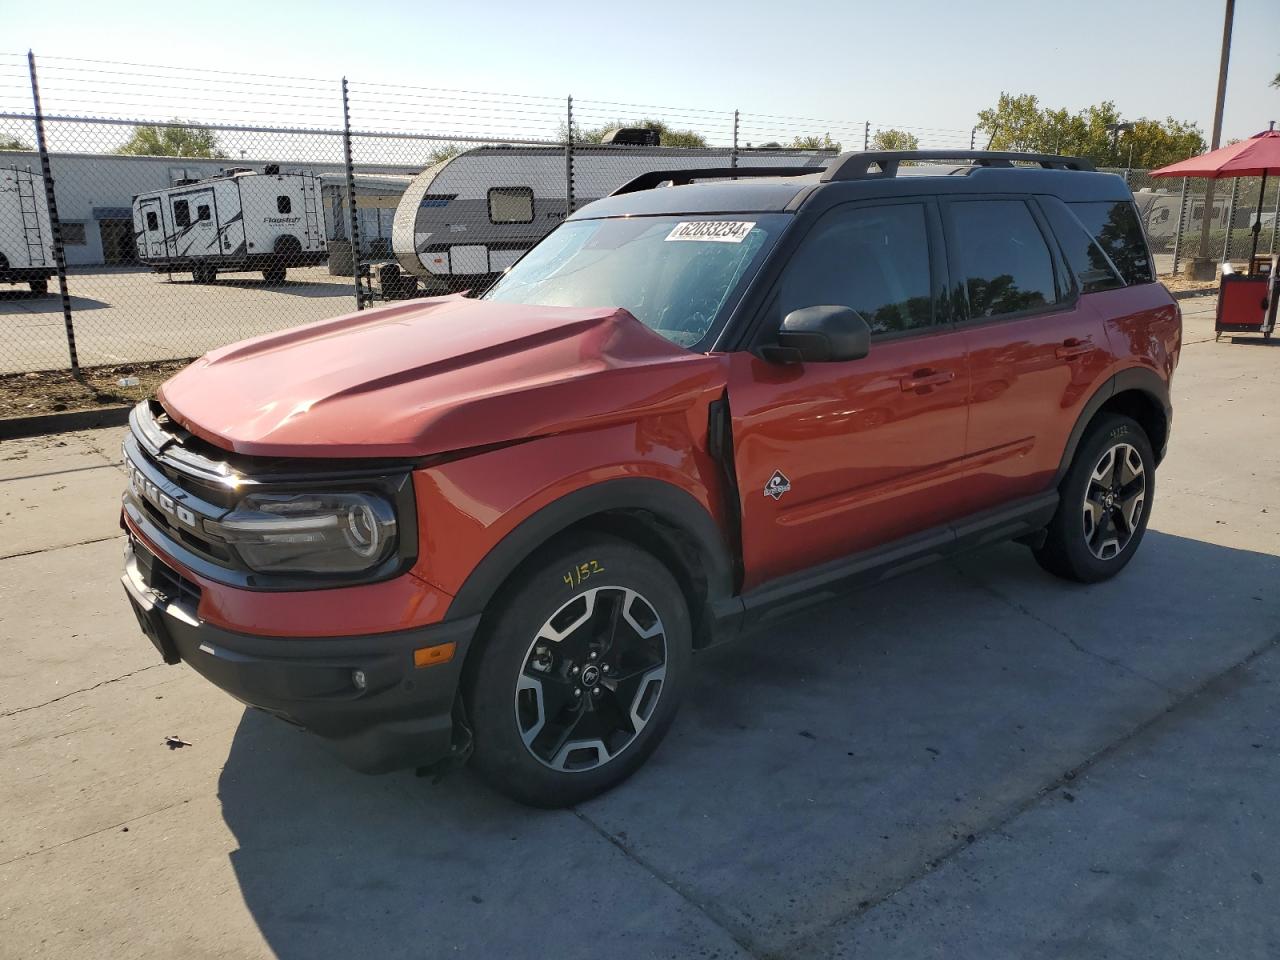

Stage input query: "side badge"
[{"left": 763, "top": 470, "right": 792, "bottom": 501}]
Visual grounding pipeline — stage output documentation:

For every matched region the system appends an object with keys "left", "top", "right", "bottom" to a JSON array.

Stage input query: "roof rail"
[
  {"left": 820, "top": 150, "right": 1095, "bottom": 181},
  {"left": 611, "top": 166, "right": 820, "bottom": 196}
]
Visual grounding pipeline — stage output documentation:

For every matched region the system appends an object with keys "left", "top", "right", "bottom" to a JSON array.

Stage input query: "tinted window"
[
  {"left": 173, "top": 199, "right": 190, "bottom": 228},
  {"left": 780, "top": 203, "right": 933, "bottom": 335},
  {"left": 277, "top": 195, "right": 292, "bottom": 214},
  {"left": 951, "top": 200, "right": 1057, "bottom": 318},
  {"left": 1070, "top": 201, "right": 1154, "bottom": 286},
  {"left": 196, "top": 204, "right": 211, "bottom": 221},
  {"left": 61, "top": 222, "right": 87, "bottom": 245},
  {"left": 145, "top": 211, "right": 159, "bottom": 231},
  {"left": 489, "top": 187, "right": 534, "bottom": 224},
  {"left": 1041, "top": 198, "right": 1124, "bottom": 294}
]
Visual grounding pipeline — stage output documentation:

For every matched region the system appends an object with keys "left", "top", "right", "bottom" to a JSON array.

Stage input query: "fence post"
[
  {"left": 970, "top": 127, "right": 977, "bottom": 150},
  {"left": 1171, "top": 177, "right": 1189, "bottom": 276},
  {"left": 27, "top": 51, "right": 78, "bottom": 376},
  {"left": 1222, "top": 177, "right": 1239, "bottom": 262},
  {"left": 340, "top": 77, "right": 363, "bottom": 311},
  {"left": 730, "top": 109, "right": 739, "bottom": 170},
  {"left": 564, "top": 96, "right": 575, "bottom": 217},
  {"left": 1271, "top": 179, "right": 1279, "bottom": 255},
  {"left": 863, "top": 121, "right": 869, "bottom": 150}
]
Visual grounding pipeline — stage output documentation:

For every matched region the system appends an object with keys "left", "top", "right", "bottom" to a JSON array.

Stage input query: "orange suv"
[{"left": 120, "top": 150, "right": 1180, "bottom": 806}]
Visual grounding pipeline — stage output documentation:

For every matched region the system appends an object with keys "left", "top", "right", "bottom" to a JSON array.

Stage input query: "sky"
[{"left": 3, "top": 0, "right": 1277, "bottom": 148}]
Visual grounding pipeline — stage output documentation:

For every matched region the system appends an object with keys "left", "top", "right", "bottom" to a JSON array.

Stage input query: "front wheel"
[
  {"left": 1034, "top": 413, "right": 1155, "bottom": 583},
  {"left": 466, "top": 534, "right": 692, "bottom": 807}
]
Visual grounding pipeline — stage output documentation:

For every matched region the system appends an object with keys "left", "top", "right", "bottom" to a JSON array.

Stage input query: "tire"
[
  {"left": 273, "top": 235, "right": 303, "bottom": 265},
  {"left": 193, "top": 264, "right": 216, "bottom": 284},
  {"left": 28, "top": 279, "right": 48, "bottom": 295},
  {"left": 262, "top": 264, "right": 287, "bottom": 284},
  {"left": 465, "top": 533, "right": 692, "bottom": 808},
  {"left": 1034, "top": 414, "right": 1155, "bottom": 583}
]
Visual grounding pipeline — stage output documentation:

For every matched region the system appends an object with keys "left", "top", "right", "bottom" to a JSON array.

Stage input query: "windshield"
[{"left": 484, "top": 214, "right": 789, "bottom": 348}]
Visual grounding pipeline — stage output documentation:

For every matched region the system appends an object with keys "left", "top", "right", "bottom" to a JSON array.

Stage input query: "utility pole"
[{"left": 1190, "top": 0, "right": 1234, "bottom": 279}]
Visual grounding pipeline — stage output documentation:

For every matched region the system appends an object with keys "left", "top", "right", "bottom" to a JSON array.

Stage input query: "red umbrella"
[{"left": 1152, "top": 125, "right": 1280, "bottom": 268}]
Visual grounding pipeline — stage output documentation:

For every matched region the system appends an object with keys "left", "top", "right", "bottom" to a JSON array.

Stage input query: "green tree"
[
  {"left": 0, "top": 135, "right": 30, "bottom": 150},
  {"left": 976, "top": 93, "right": 1204, "bottom": 168},
  {"left": 789, "top": 133, "right": 841, "bottom": 150},
  {"left": 561, "top": 117, "right": 708, "bottom": 148},
  {"left": 871, "top": 129, "right": 919, "bottom": 151},
  {"left": 116, "top": 122, "right": 226, "bottom": 158}
]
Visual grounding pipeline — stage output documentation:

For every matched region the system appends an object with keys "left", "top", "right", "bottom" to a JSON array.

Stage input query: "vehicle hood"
[{"left": 158, "top": 296, "right": 727, "bottom": 459}]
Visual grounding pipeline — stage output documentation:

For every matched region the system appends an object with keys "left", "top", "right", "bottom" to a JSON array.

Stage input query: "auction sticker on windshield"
[{"left": 665, "top": 221, "right": 756, "bottom": 243}]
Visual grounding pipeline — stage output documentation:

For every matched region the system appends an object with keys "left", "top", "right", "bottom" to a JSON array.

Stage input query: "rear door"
[
  {"left": 946, "top": 196, "right": 1113, "bottom": 508},
  {"left": 728, "top": 198, "right": 971, "bottom": 589},
  {"left": 138, "top": 197, "right": 167, "bottom": 260}
]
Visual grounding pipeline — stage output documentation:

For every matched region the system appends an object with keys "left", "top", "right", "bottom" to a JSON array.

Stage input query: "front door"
[{"left": 728, "top": 199, "right": 970, "bottom": 590}]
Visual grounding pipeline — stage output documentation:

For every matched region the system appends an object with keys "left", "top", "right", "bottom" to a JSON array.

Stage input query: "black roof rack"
[
  {"left": 611, "top": 166, "right": 819, "bottom": 196},
  {"left": 821, "top": 150, "right": 1095, "bottom": 181}
]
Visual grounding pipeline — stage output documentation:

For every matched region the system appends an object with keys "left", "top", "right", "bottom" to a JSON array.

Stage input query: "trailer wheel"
[
  {"left": 262, "top": 264, "right": 287, "bottom": 284},
  {"left": 193, "top": 264, "right": 217, "bottom": 284},
  {"left": 29, "top": 279, "right": 49, "bottom": 296},
  {"left": 273, "top": 235, "right": 303, "bottom": 265}
]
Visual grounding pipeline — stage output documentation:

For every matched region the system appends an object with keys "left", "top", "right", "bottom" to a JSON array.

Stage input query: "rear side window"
[
  {"left": 1069, "top": 201, "right": 1154, "bottom": 286},
  {"left": 779, "top": 202, "right": 934, "bottom": 336},
  {"left": 489, "top": 186, "right": 534, "bottom": 224},
  {"left": 950, "top": 200, "right": 1058, "bottom": 318},
  {"left": 173, "top": 199, "right": 190, "bottom": 228},
  {"left": 1040, "top": 198, "right": 1124, "bottom": 294},
  {"left": 197, "top": 204, "right": 211, "bottom": 222},
  {"left": 277, "top": 195, "right": 292, "bottom": 214},
  {"left": 145, "top": 211, "right": 158, "bottom": 231}
]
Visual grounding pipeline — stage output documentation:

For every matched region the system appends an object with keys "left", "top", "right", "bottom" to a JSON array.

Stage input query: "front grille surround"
[{"left": 122, "top": 400, "right": 420, "bottom": 592}]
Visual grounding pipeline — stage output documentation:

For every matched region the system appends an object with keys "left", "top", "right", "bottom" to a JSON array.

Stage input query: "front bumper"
[{"left": 121, "top": 538, "right": 479, "bottom": 773}]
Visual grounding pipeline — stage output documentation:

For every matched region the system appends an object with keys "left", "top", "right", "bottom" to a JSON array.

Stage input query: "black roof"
[{"left": 568, "top": 150, "right": 1132, "bottom": 221}]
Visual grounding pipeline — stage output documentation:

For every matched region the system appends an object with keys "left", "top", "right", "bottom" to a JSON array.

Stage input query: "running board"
[{"left": 734, "top": 491, "right": 1059, "bottom": 627}]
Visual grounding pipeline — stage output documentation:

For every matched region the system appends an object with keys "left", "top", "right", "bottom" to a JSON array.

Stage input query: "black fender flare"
[
  {"left": 444, "top": 477, "right": 737, "bottom": 626},
  {"left": 1054, "top": 367, "right": 1171, "bottom": 485}
]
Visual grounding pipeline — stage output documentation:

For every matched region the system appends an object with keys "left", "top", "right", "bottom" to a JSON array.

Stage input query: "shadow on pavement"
[
  {"left": 0, "top": 292, "right": 110, "bottom": 311},
  {"left": 166, "top": 277, "right": 356, "bottom": 299},
  {"left": 218, "top": 530, "right": 1280, "bottom": 959}
]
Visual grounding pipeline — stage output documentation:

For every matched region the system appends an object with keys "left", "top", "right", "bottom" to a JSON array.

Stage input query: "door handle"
[
  {"left": 899, "top": 369, "right": 956, "bottom": 391},
  {"left": 1055, "top": 338, "right": 1094, "bottom": 360}
]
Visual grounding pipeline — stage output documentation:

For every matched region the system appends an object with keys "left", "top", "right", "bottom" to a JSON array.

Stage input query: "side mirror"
[{"left": 764, "top": 305, "right": 872, "bottom": 363}]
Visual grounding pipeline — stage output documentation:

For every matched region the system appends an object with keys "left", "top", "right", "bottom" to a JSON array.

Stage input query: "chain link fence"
[{"left": 1, "top": 52, "right": 1268, "bottom": 383}]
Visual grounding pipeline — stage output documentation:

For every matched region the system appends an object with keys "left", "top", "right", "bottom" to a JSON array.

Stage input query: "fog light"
[{"left": 352, "top": 669, "right": 367, "bottom": 690}]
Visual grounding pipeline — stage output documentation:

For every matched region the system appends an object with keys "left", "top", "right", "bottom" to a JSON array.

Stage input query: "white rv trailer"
[
  {"left": 133, "top": 166, "right": 326, "bottom": 283},
  {"left": 391, "top": 147, "right": 832, "bottom": 292},
  {"left": 0, "top": 165, "right": 55, "bottom": 294}
]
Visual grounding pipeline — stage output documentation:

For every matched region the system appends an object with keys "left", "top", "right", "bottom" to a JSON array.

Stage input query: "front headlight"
[{"left": 205, "top": 491, "right": 398, "bottom": 575}]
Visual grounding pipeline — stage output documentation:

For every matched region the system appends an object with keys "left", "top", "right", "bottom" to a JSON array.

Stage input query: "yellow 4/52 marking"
[{"left": 564, "top": 560, "right": 605, "bottom": 587}]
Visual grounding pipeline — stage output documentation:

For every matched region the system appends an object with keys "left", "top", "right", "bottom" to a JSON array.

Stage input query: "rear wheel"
[
  {"left": 28, "top": 279, "right": 48, "bottom": 295},
  {"left": 466, "top": 534, "right": 692, "bottom": 807},
  {"left": 1034, "top": 414, "right": 1154, "bottom": 583}
]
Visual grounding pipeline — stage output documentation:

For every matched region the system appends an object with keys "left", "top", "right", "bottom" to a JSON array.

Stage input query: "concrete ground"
[
  {"left": 1, "top": 293, "right": 1277, "bottom": 959},
  {"left": 0, "top": 266, "right": 360, "bottom": 373}
]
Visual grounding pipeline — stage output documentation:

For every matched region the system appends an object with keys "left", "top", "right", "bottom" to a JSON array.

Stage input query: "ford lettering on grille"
[{"left": 126, "top": 456, "right": 200, "bottom": 531}]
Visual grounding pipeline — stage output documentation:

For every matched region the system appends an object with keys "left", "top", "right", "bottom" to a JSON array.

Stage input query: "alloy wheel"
[
  {"left": 1082, "top": 441, "right": 1146, "bottom": 561},
  {"left": 515, "top": 586, "right": 667, "bottom": 773}
]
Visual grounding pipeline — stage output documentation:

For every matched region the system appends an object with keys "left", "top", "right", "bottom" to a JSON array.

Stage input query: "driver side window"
[{"left": 779, "top": 202, "right": 934, "bottom": 336}]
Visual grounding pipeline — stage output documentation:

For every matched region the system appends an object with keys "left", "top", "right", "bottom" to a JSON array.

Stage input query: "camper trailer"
[
  {"left": 133, "top": 166, "right": 326, "bottom": 283},
  {"left": 0, "top": 165, "right": 55, "bottom": 295},
  {"left": 391, "top": 146, "right": 832, "bottom": 292},
  {"left": 1133, "top": 187, "right": 1233, "bottom": 247}
]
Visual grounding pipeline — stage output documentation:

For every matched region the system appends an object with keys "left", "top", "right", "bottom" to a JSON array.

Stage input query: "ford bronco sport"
[{"left": 120, "top": 150, "right": 1180, "bottom": 807}]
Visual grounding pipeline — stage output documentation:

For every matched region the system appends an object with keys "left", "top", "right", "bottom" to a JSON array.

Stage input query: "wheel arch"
[
  {"left": 446, "top": 478, "right": 739, "bottom": 652},
  {"left": 1055, "top": 367, "right": 1171, "bottom": 485}
]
